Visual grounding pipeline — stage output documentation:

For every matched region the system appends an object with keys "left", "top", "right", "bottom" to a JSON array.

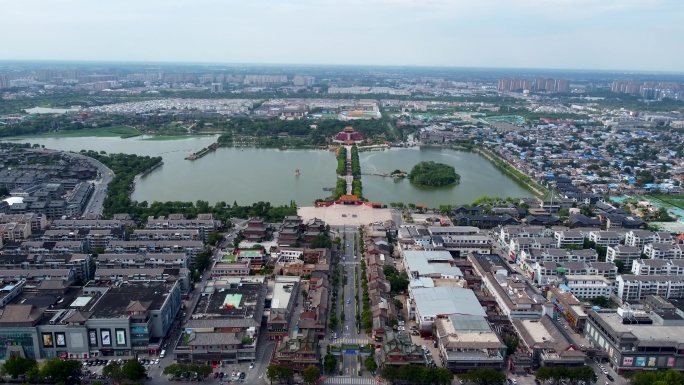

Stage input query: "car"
[
  {"left": 154, "top": 359, "right": 160, "bottom": 365},
  {"left": 219, "top": 372, "right": 225, "bottom": 379},
  {"left": 459, "top": 381, "right": 465, "bottom": 385},
  {"left": 410, "top": 326, "right": 418, "bottom": 330},
  {"left": 347, "top": 300, "right": 350, "bottom": 304},
  {"left": 398, "top": 321, "right": 405, "bottom": 326},
  {"left": 411, "top": 330, "right": 419, "bottom": 336},
  {"left": 606, "top": 375, "right": 614, "bottom": 381},
  {"left": 239, "top": 372, "right": 246, "bottom": 379},
  {"left": 602, "top": 369, "right": 608, "bottom": 375},
  {"left": 564, "top": 325, "right": 568, "bottom": 330},
  {"left": 598, "top": 364, "right": 604, "bottom": 369},
  {"left": 214, "top": 372, "right": 219, "bottom": 379},
  {"left": 511, "top": 380, "right": 517, "bottom": 385},
  {"left": 249, "top": 362, "right": 254, "bottom": 369}
]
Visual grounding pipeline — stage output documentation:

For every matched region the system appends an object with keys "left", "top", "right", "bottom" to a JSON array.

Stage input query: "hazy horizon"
[{"left": 2, "top": 0, "right": 682, "bottom": 72}]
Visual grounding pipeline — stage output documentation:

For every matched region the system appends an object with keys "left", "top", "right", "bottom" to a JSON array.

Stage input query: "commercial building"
[
  {"left": 585, "top": 305, "right": 684, "bottom": 374},
  {"left": 434, "top": 314, "right": 505, "bottom": 372},
  {"left": 266, "top": 276, "right": 300, "bottom": 340},
  {"left": 407, "top": 286, "right": 485, "bottom": 334},
  {"left": 512, "top": 316, "right": 585, "bottom": 369},
  {"left": 402, "top": 250, "right": 463, "bottom": 279},
  {"left": 174, "top": 277, "right": 266, "bottom": 365},
  {"left": 0, "top": 280, "right": 182, "bottom": 360},
  {"left": 469, "top": 253, "right": 549, "bottom": 319}
]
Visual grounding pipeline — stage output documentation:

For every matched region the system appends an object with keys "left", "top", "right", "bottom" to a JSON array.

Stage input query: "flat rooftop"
[
  {"left": 298, "top": 205, "right": 392, "bottom": 227},
  {"left": 272, "top": 276, "right": 299, "bottom": 310},
  {"left": 412, "top": 287, "right": 485, "bottom": 318},
  {"left": 194, "top": 280, "right": 264, "bottom": 318},
  {"left": 593, "top": 310, "right": 684, "bottom": 342},
  {"left": 87, "top": 282, "right": 172, "bottom": 319}
]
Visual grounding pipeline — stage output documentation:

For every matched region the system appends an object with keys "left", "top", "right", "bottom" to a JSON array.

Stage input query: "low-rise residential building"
[
  {"left": 631, "top": 258, "right": 684, "bottom": 276},
  {"left": 588, "top": 231, "right": 621, "bottom": 247},
  {"left": 564, "top": 275, "right": 613, "bottom": 299},
  {"left": 606, "top": 245, "right": 641, "bottom": 267},
  {"left": 554, "top": 230, "right": 585, "bottom": 248},
  {"left": 643, "top": 243, "right": 684, "bottom": 259},
  {"left": 145, "top": 214, "right": 220, "bottom": 242},
  {"left": 616, "top": 275, "right": 684, "bottom": 302},
  {"left": 96, "top": 253, "right": 189, "bottom": 269}
]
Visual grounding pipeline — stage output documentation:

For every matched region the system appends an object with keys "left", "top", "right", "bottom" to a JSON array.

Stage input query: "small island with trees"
[{"left": 408, "top": 161, "right": 460, "bottom": 187}]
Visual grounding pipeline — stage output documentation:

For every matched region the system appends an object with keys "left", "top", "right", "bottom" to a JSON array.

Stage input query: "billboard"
[
  {"left": 668, "top": 357, "right": 676, "bottom": 367},
  {"left": 42, "top": 333, "right": 54, "bottom": 347},
  {"left": 115, "top": 329, "right": 126, "bottom": 346},
  {"left": 101, "top": 330, "right": 111, "bottom": 346},
  {"left": 55, "top": 332, "right": 66, "bottom": 347},
  {"left": 88, "top": 330, "right": 98, "bottom": 346},
  {"left": 635, "top": 357, "right": 646, "bottom": 367},
  {"left": 648, "top": 357, "right": 656, "bottom": 367},
  {"left": 622, "top": 357, "right": 633, "bottom": 367}
]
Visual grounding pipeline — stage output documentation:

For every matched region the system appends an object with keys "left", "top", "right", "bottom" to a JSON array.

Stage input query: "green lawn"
[
  {"left": 17, "top": 126, "right": 141, "bottom": 138},
  {"left": 651, "top": 194, "right": 684, "bottom": 210}
]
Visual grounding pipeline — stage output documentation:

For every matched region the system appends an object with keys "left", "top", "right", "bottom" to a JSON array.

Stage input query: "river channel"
[{"left": 3, "top": 136, "right": 532, "bottom": 206}]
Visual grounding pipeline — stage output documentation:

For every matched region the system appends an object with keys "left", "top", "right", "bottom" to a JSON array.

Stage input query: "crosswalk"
[
  {"left": 323, "top": 377, "right": 379, "bottom": 384},
  {"left": 334, "top": 338, "right": 370, "bottom": 345}
]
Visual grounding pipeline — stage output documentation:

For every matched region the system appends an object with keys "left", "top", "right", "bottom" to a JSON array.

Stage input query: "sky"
[{"left": 1, "top": 0, "right": 682, "bottom": 72}]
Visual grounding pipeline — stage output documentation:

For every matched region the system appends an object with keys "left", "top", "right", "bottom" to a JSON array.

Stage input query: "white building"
[{"left": 565, "top": 275, "right": 613, "bottom": 299}]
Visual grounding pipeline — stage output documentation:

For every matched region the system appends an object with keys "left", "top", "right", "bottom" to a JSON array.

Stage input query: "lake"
[{"left": 2, "top": 136, "right": 533, "bottom": 206}]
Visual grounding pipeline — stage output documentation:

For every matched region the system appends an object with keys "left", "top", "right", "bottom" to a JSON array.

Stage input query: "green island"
[{"left": 408, "top": 161, "right": 460, "bottom": 188}]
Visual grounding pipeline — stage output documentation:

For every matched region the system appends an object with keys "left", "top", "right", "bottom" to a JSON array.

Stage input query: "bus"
[{"left": 160, "top": 350, "right": 166, "bottom": 358}]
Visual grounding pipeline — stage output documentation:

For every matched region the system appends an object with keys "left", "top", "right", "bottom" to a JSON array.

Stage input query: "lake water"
[{"left": 2, "top": 136, "right": 532, "bottom": 206}]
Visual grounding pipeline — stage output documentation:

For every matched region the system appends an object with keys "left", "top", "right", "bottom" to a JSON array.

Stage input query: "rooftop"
[
  {"left": 87, "top": 282, "right": 173, "bottom": 319},
  {"left": 412, "top": 287, "right": 485, "bottom": 318}
]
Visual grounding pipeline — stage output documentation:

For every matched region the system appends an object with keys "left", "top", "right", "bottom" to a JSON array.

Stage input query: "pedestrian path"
[
  {"left": 323, "top": 376, "right": 378, "bottom": 384},
  {"left": 335, "top": 338, "right": 370, "bottom": 345}
]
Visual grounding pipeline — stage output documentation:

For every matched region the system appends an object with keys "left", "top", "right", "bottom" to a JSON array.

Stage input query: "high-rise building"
[
  {"left": 293, "top": 75, "right": 315, "bottom": 87},
  {"left": 0, "top": 75, "right": 9, "bottom": 89},
  {"left": 210, "top": 83, "right": 224, "bottom": 93},
  {"left": 556, "top": 79, "right": 570, "bottom": 93}
]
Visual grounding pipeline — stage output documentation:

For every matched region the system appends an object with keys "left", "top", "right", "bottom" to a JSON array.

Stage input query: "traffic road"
[{"left": 66, "top": 152, "right": 115, "bottom": 216}]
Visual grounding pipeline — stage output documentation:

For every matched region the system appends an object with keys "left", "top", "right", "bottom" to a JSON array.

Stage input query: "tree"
[
  {"left": 266, "top": 364, "right": 280, "bottom": 385},
  {"left": 324, "top": 354, "right": 337, "bottom": 374},
  {"left": 535, "top": 366, "right": 553, "bottom": 382},
  {"left": 40, "top": 358, "right": 82, "bottom": 384},
  {"left": 458, "top": 368, "right": 506, "bottom": 385},
  {"left": 280, "top": 366, "right": 294, "bottom": 384},
  {"left": 379, "top": 365, "right": 398, "bottom": 384},
  {"left": 302, "top": 365, "right": 321, "bottom": 385},
  {"left": 1, "top": 355, "right": 37, "bottom": 379},
  {"left": 434, "top": 367, "right": 454, "bottom": 385},
  {"left": 102, "top": 362, "right": 124, "bottom": 382},
  {"left": 632, "top": 369, "right": 684, "bottom": 385},
  {"left": 364, "top": 357, "right": 377, "bottom": 372},
  {"left": 504, "top": 335, "right": 519, "bottom": 356},
  {"left": 310, "top": 232, "right": 333, "bottom": 249},
  {"left": 122, "top": 359, "right": 147, "bottom": 381}
]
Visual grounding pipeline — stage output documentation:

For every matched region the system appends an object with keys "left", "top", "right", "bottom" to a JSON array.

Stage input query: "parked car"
[{"left": 214, "top": 372, "right": 219, "bottom": 379}]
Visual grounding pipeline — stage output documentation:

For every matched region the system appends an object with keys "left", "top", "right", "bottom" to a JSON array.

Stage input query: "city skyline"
[{"left": 2, "top": 0, "right": 683, "bottom": 72}]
